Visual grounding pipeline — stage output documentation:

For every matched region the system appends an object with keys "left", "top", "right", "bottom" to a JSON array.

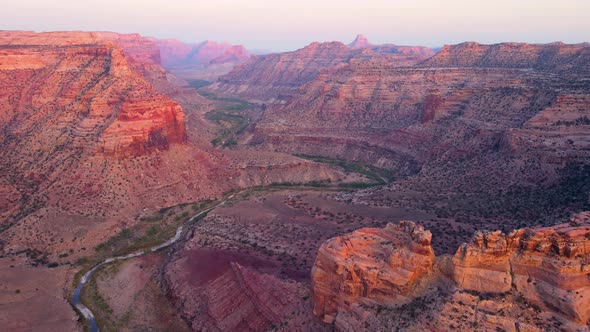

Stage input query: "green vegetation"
[
  {"left": 199, "top": 91, "right": 256, "bottom": 110},
  {"left": 553, "top": 116, "right": 590, "bottom": 126},
  {"left": 205, "top": 109, "right": 250, "bottom": 147},
  {"left": 270, "top": 180, "right": 332, "bottom": 188},
  {"left": 93, "top": 199, "right": 217, "bottom": 257},
  {"left": 295, "top": 154, "right": 396, "bottom": 184},
  {"left": 433, "top": 162, "right": 590, "bottom": 230},
  {"left": 80, "top": 262, "right": 118, "bottom": 331},
  {"left": 199, "top": 91, "right": 256, "bottom": 148},
  {"left": 186, "top": 79, "right": 213, "bottom": 89},
  {"left": 337, "top": 182, "right": 382, "bottom": 189}
]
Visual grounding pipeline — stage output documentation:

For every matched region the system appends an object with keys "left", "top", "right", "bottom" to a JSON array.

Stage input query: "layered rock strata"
[
  {"left": 312, "top": 221, "right": 435, "bottom": 323},
  {"left": 312, "top": 215, "right": 590, "bottom": 328},
  {"left": 453, "top": 212, "right": 590, "bottom": 323}
]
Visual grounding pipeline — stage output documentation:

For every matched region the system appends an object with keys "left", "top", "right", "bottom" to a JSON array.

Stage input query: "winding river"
[{"left": 71, "top": 195, "right": 235, "bottom": 332}]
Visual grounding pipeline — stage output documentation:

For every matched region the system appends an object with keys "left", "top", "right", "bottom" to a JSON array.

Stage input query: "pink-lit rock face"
[
  {"left": 312, "top": 214, "right": 590, "bottom": 328},
  {"left": 312, "top": 221, "right": 435, "bottom": 323},
  {"left": 422, "top": 41, "right": 590, "bottom": 72},
  {"left": 207, "top": 37, "right": 434, "bottom": 101},
  {"left": 238, "top": 40, "right": 590, "bottom": 195},
  {"left": 0, "top": 31, "right": 187, "bottom": 158},
  {"left": 453, "top": 212, "right": 590, "bottom": 324}
]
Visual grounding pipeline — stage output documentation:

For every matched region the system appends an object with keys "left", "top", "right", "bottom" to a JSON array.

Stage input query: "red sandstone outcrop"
[
  {"left": 0, "top": 31, "right": 338, "bottom": 255},
  {"left": 348, "top": 34, "right": 435, "bottom": 57},
  {"left": 348, "top": 34, "right": 372, "bottom": 49},
  {"left": 163, "top": 247, "right": 325, "bottom": 331},
  {"left": 312, "top": 221, "right": 435, "bottom": 323},
  {"left": 453, "top": 212, "right": 590, "bottom": 323},
  {"left": 208, "top": 41, "right": 356, "bottom": 100},
  {"left": 312, "top": 214, "right": 590, "bottom": 329},
  {"left": 0, "top": 31, "right": 187, "bottom": 157}
]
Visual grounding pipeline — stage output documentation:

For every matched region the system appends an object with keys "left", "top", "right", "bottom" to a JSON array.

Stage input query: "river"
[{"left": 71, "top": 195, "right": 234, "bottom": 332}]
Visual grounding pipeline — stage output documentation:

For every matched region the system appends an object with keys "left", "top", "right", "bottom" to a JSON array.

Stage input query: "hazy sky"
[{"left": 1, "top": 0, "right": 589, "bottom": 51}]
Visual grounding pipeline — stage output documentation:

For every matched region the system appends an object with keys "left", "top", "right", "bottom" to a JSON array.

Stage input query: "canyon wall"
[
  {"left": 453, "top": 212, "right": 590, "bottom": 324},
  {"left": 0, "top": 31, "right": 338, "bottom": 257},
  {"left": 208, "top": 37, "right": 434, "bottom": 101},
  {"left": 0, "top": 31, "right": 187, "bottom": 158},
  {"left": 239, "top": 41, "right": 590, "bottom": 194}
]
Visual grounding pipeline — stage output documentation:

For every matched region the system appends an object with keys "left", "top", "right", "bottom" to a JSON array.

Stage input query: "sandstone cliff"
[
  {"left": 348, "top": 34, "right": 435, "bottom": 57},
  {"left": 312, "top": 221, "right": 435, "bottom": 323},
  {"left": 208, "top": 39, "right": 434, "bottom": 101},
  {"left": 422, "top": 41, "right": 590, "bottom": 73},
  {"left": 244, "top": 41, "right": 590, "bottom": 200},
  {"left": 0, "top": 31, "right": 338, "bottom": 256},
  {"left": 208, "top": 41, "right": 356, "bottom": 101},
  {"left": 453, "top": 212, "right": 590, "bottom": 324},
  {"left": 312, "top": 214, "right": 590, "bottom": 330},
  {"left": 0, "top": 31, "right": 187, "bottom": 157}
]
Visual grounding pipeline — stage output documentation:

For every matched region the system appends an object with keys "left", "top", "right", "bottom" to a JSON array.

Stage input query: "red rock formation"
[
  {"left": 209, "top": 39, "right": 432, "bottom": 101},
  {"left": 163, "top": 248, "right": 324, "bottom": 331},
  {"left": 311, "top": 215, "right": 590, "bottom": 328},
  {"left": 422, "top": 41, "right": 590, "bottom": 72},
  {"left": 0, "top": 31, "right": 187, "bottom": 158},
  {"left": 208, "top": 41, "right": 356, "bottom": 100},
  {"left": 210, "top": 45, "right": 249, "bottom": 64},
  {"left": 312, "top": 221, "right": 435, "bottom": 323},
  {"left": 244, "top": 41, "right": 590, "bottom": 195},
  {"left": 348, "top": 34, "right": 435, "bottom": 58},
  {"left": 453, "top": 212, "right": 590, "bottom": 323}
]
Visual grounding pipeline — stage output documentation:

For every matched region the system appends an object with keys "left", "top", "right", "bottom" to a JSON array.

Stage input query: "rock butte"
[
  {"left": 0, "top": 30, "right": 186, "bottom": 158},
  {"left": 312, "top": 221, "right": 435, "bottom": 323},
  {"left": 312, "top": 214, "right": 590, "bottom": 329}
]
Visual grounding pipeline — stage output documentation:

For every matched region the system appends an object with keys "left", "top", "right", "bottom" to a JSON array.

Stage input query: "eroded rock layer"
[
  {"left": 208, "top": 38, "right": 434, "bottom": 102},
  {"left": 153, "top": 38, "right": 250, "bottom": 68},
  {"left": 312, "top": 221, "right": 435, "bottom": 323},
  {"left": 453, "top": 212, "right": 590, "bottom": 323},
  {"left": 244, "top": 41, "right": 590, "bottom": 195},
  {"left": 0, "top": 31, "right": 187, "bottom": 158},
  {"left": 312, "top": 214, "right": 590, "bottom": 330}
]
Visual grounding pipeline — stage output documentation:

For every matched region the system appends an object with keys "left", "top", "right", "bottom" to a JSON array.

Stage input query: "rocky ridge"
[
  {"left": 207, "top": 36, "right": 434, "bottom": 101},
  {"left": 0, "top": 30, "right": 339, "bottom": 256},
  {"left": 312, "top": 214, "right": 590, "bottom": 330},
  {"left": 244, "top": 41, "right": 590, "bottom": 197}
]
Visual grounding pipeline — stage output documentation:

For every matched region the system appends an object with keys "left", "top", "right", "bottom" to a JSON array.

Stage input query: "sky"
[{"left": 1, "top": 0, "right": 589, "bottom": 51}]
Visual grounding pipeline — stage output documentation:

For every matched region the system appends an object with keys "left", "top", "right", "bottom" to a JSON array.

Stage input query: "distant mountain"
[
  {"left": 348, "top": 34, "right": 435, "bottom": 57},
  {"left": 348, "top": 34, "right": 372, "bottom": 49},
  {"left": 151, "top": 38, "right": 251, "bottom": 68}
]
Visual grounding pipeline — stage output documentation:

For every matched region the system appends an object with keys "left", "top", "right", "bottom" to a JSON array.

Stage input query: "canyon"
[
  {"left": 0, "top": 30, "right": 589, "bottom": 332},
  {"left": 0, "top": 31, "right": 337, "bottom": 331}
]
